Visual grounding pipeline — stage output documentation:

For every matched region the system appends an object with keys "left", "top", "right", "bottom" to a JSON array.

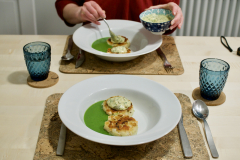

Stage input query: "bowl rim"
[
  {"left": 72, "top": 19, "right": 162, "bottom": 58},
  {"left": 58, "top": 75, "right": 182, "bottom": 146},
  {"left": 139, "top": 8, "right": 174, "bottom": 24}
]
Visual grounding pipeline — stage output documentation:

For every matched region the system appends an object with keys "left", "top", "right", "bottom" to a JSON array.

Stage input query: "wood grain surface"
[{"left": 0, "top": 35, "right": 240, "bottom": 160}]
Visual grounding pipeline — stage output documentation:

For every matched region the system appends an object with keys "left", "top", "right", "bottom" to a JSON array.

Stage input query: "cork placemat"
[
  {"left": 27, "top": 71, "right": 59, "bottom": 88},
  {"left": 192, "top": 87, "right": 226, "bottom": 106},
  {"left": 59, "top": 35, "right": 184, "bottom": 75},
  {"left": 33, "top": 93, "right": 209, "bottom": 160}
]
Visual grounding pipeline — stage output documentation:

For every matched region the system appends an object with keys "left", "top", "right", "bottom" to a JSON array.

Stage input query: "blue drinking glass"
[
  {"left": 23, "top": 42, "right": 51, "bottom": 81},
  {"left": 199, "top": 58, "right": 230, "bottom": 100}
]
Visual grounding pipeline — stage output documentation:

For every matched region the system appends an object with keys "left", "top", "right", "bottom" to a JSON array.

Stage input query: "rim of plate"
[
  {"left": 73, "top": 20, "right": 162, "bottom": 58},
  {"left": 58, "top": 75, "right": 181, "bottom": 146}
]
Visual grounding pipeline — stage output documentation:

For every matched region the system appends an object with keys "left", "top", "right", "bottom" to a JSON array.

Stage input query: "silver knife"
[
  {"left": 56, "top": 123, "right": 67, "bottom": 156},
  {"left": 178, "top": 113, "right": 193, "bottom": 158},
  {"left": 75, "top": 48, "right": 85, "bottom": 68}
]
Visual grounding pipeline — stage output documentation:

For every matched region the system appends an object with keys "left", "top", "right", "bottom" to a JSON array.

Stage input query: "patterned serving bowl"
[{"left": 139, "top": 9, "right": 174, "bottom": 35}]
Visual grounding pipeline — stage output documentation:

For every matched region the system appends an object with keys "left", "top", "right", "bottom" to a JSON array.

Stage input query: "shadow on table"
[{"left": 7, "top": 70, "right": 29, "bottom": 84}]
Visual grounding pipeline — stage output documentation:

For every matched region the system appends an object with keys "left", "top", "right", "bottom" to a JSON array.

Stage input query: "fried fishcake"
[
  {"left": 107, "top": 47, "right": 131, "bottom": 54},
  {"left": 104, "top": 115, "right": 138, "bottom": 136}
]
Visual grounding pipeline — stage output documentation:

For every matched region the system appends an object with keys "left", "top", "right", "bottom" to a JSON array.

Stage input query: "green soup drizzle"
[
  {"left": 84, "top": 100, "right": 110, "bottom": 135},
  {"left": 91, "top": 37, "right": 112, "bottom": 52}
]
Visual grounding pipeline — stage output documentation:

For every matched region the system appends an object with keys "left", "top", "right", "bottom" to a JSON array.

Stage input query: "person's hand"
[
  {"left": 146, "top": 2, "right": 183, "bottom": 30},
  {"left": 79, "top": 1, "right": 106, "bottom": 25}
]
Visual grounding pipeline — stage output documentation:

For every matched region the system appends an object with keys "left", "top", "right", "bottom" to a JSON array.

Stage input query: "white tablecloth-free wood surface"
[{"left": 0, "top": 35, "right": 240, "bottom": 160}]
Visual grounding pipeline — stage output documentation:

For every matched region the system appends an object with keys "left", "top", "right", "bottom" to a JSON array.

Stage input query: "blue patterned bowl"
[{"left": 139, "top": 9, "right": 174, "bottom": 35}]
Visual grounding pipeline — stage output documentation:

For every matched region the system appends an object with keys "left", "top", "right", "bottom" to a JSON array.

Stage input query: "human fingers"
[
  {"left": 80, "top": 6, "right": 100, "bottom": 25},
  {"left": 170, "top": 15, "right": 180, "bottom": 30},
  {"left": 83, "top": 2, "right": 102, "bottom": 23},
  {"left": 145, "top": 4, "right": 168, "bottom": 10},
  {"left": 169, "top": 5, "right": 183, "bottom": 29},
  {"left": 90, "top": 1, "right": 106, "bottom": 19},
  {"left": 145, "top": 2, "right": 183, "bottom": 30},
  {"left": 178, "top": 16, "right": 184, "bottom": 29},
  {"left": 81, "top": 1, "right": 105, "bottom": 25}
]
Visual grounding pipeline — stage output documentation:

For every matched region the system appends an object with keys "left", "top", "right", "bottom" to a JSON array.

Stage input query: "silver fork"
[{"left": 156, "top": 48, "right": 174, "bottom": 73}]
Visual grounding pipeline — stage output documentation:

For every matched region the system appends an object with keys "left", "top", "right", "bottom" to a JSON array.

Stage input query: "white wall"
[
  {"left": 35, "top": 0, "right": 81, "bottom": 35},
  {"left": 0, "top": 0, "right": 21, "bottom": 34},
  {"left": 0, "top": 0, "right": 81, "bottom": 35},
  {"left": 18, "top": 0, "right": 37, "bottom": 34}
]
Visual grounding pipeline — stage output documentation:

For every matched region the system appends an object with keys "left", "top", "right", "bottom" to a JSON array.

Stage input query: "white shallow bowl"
[
  {"left": 73, "top": 20, "right": 162, "bottom": 62},
  {"left": 58, "top": 75, "right": 181, "bottom": 146}
]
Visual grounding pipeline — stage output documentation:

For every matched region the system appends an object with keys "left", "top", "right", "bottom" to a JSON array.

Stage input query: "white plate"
[
  {"left": 73, "top": 20, "right": 162, "bottom": 62},
  {"left": 58, "top": 75, "right": 181, "bottom": 146}
]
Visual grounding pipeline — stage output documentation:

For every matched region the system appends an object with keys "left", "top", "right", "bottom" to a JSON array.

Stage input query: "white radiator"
[{"left": 171, "top": 0, "right": 240, "bottom": 37}]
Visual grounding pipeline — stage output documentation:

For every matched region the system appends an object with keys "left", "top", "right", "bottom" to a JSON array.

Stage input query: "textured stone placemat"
[
  {"left": 192, "top": 87, "right": 226, "bottom": 106},
  {"left": 59, "top": 35, "right": 184, "bottom": 75},
  {"left": 33, "top": 93, "right": 209, "bottom": 160}
]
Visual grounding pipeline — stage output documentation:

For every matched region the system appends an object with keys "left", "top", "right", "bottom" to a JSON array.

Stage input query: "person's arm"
[
  {"left": 62, "top": 3, "right": 82, "bottom": 25},
  {"left": 55, "top": 0, "right": 105, "bottom": 26},
  {"left": 55, "top": 0, "right": 80, "bottom": 26}
]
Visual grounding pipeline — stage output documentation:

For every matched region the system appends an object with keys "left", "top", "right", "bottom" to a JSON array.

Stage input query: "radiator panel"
[{"left": 172, "top": 0, "right": 240, "bottom": 37}]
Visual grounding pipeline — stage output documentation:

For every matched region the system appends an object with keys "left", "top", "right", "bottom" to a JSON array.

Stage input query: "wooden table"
[{"left": 0, "top": 35, "right": 239, "bottom": 160}]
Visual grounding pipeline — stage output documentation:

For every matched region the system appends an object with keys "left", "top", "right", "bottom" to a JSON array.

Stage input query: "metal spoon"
[
  {"left": 102, "top": 18, "right": 119, "bottom": 42},
  {"left": 61, "top": 37, "right": 74, "bottom": 61},
  {"left": 192, "top": 100, "right": 219, "bottom": 158}
]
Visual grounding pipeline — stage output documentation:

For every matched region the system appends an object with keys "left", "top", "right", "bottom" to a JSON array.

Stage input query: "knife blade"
[
  {"left": 178, "top": 114, "right": 193, "bottom": 158},
  {"left": 75, "top": 48, "right": 85, "bottom": 69},
  {"left": 56, "top": 123, "right": 67, "bottom": 156}
]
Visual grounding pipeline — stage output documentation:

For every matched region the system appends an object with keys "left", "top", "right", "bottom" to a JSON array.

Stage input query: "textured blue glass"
[
  {"left": 199, "top": 58, "right": 230, "bottom": 100},
  {"left": 139, "top": 9, "right": 174, "bottom": 33},
  {"left": 23, "top": 42, "right": 51, "bottom": 81}
]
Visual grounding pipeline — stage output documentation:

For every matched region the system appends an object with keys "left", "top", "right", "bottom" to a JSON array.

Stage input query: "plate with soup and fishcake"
[
  {"left": 58, "top": 75, "right": 181, "bottom": 146},
  {"left": 73, "top": 20, "right": 162, "bottom": 62}
]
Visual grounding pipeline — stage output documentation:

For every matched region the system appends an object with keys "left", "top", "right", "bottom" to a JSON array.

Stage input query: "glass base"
[
  {"left": 200, "top": 91, "right": 220, "bottom": 101},
  {"left": 30, "top": 74, "right": 48, "bottom": 81}
]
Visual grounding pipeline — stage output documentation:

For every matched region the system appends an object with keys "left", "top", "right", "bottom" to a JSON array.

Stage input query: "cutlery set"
[
  {"left": 56, "top": 99, "right": 218, "bottom": 158},
  {"left": 177, "top": 100, "right": 219, "bottom": 158},
  {"left": 61, "top": 37, "right": 85, "bottom": 69}
]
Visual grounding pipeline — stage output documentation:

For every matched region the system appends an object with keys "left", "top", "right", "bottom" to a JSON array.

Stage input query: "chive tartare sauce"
[
  {"left": 107, "top": 96, "right": 131, "bottom": 110},
  {"left": 142, "top": 13, "right": 172, "bottom": 23}
]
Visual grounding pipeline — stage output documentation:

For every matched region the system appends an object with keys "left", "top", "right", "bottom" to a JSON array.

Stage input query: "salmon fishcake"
[
  {"left": 102, "top": 96, "right": 134, "bottom": 116},
  {"left": 104, "top": 115, "right": 138, "bottom": 136},
  {"left": 107, "top": 46, "right": 131, "bottom": 54},
  {"left": 107, "top": 36, "right": 130, "bottom": 48}
]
